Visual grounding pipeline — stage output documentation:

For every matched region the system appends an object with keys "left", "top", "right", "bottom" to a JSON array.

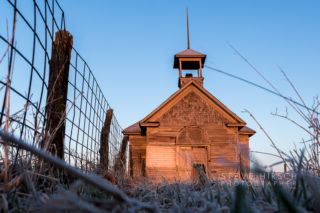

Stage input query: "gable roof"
[{"left": 140, "top": 80, "right": 246, "bottom": 126}]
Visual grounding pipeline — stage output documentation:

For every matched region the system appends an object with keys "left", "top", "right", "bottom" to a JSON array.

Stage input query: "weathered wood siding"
[
  {"left": 239, "top": 134, "right": 250, "bottom": 174},
  {"left": 207, "top": 126, "right": 239, "bottom": 179},
  {"left": 146, "top": 145, "right": 176, "bottom": 180},
  {"left": 129, "top": 135, "right": 146, "bottom": 178}
]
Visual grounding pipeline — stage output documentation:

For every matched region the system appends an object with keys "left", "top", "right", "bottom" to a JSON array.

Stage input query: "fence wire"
[{"left": 0, "top": 0, "right": 123, "bottom": 172}]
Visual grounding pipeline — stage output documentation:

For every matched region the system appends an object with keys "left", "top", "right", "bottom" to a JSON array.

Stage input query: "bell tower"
[{"left": 173, "top": 9, "right": 207, "bottom": 88}]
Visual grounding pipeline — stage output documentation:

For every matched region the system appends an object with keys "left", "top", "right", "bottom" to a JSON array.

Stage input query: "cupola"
[{"left": 173, "top": 9, "right": 207, "bottom": 88}]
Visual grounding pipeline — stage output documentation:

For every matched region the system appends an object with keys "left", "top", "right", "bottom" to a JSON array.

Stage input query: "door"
[
  {"left": 177, "top": 146, "right": 193, "bottom": 181},
  {"left": 192, "top": 147, "right": 207, "bottom": 180},
  {"left": 177, "top": 146, "right": 207, "bottom": 181}
]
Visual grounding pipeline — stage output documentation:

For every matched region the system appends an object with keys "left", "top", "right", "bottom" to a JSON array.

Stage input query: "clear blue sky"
[{"left": 1, "top": 0, "right": 320, "bottom": 171}]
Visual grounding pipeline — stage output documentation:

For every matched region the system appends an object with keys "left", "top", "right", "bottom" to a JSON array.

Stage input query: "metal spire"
[{"left": 187, "top": 8, "right": 190, "bottom": 49}]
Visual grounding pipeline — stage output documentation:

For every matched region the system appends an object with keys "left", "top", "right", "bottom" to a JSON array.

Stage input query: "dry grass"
[
  {"left": 0, "top": 122, "right": 319, "bottom": 213},
  {"left": 0, "top": 145, "right": 318, "bottom": 213}
]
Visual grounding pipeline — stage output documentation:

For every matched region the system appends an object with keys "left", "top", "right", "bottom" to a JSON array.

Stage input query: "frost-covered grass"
[{"left": 1, "top": 155, "right": 319, "bottom": 213}]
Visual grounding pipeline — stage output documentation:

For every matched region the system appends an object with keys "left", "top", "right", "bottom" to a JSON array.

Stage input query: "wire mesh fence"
[
  {"left": 0, "top": 0, "right": 123, "bottom": 172},
  {"left": 66, "top": 49, "right": 123, "bottom": 171}
]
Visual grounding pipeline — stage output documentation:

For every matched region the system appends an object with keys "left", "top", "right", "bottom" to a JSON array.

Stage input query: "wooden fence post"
[
  {"left": 44, "top": 30, "right": 73, "bottom": 160},
  {"left": 100, "top": 109, "right": 113, "bottom": 169},
  {"left": 114, "top": 135, "right": 129, "bottom": 172},
  {"left": 119, "top": 135, "right": 129, "bottom": 167}
]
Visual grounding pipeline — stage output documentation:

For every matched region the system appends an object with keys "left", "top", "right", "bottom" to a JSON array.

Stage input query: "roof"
[
  {"left": 174, "top": 48, "right": 206, "bottom": 68},
  {"left": 239, "top": 126, "right": 256, "bottom": 136},
  {"left": 175, "top": 48, "right": 206, "bottom": 57},
  {"left": 123, "top": 80, "right": 256, "bottom": 136},
  {"left": 140, "top": 80, "right": 246, "bottom": 125},
  {"left": 122, "top": 122, "right": 142, "bottom": 134},
  {"left": 123, "top": 123, "right": 256, "bottom": 136}
]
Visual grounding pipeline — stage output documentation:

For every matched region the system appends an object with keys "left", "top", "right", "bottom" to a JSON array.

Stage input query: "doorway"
[{"left": 177, "top": 146, "right": 207, "bottom": 181}]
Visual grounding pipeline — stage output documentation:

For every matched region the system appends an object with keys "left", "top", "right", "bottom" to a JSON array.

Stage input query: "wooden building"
[{"left": 123, "top": 13, "right": 255, "bottom": 181}]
